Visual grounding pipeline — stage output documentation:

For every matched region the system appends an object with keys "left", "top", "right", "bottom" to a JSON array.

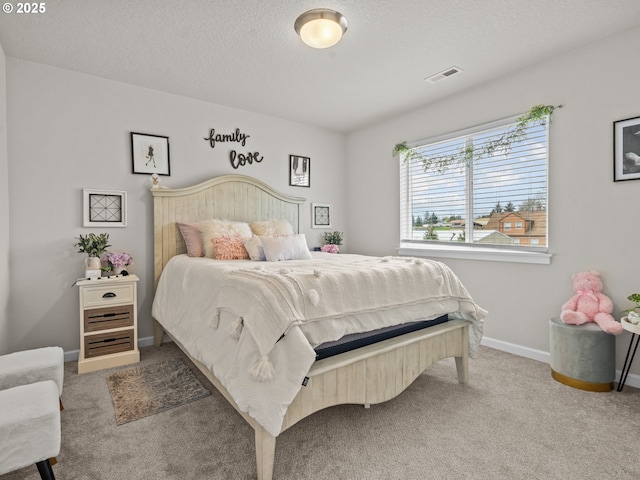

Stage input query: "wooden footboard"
[
  {"left": 157, "top": 319, "right": 469, "bottom": 480},
  {"left": 280, "top": 319, "right": 468, "bottom": 432}
]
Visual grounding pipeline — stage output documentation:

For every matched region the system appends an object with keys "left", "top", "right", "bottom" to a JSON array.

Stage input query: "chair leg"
[{"left": 36, "top": 459, "right": 56, "bottom": 480}]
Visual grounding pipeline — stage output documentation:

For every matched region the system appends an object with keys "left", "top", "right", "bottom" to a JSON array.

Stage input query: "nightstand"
[
  {"left": 77, "top": 275, "right": 140, "bottom": 374},
  {"left": 617, "top": 316, "right": 640, "bottom": 391}
]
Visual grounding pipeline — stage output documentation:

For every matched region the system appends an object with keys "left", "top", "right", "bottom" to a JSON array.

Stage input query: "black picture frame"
[
  {"left": 289, "top": 155, "right": 310, "bottom": 187},
  {"left": 613, "top": 116, "right": 640, "bottom": 182},
  {"left": 131, "top": 132, "right": 171, "bottom": 176}
]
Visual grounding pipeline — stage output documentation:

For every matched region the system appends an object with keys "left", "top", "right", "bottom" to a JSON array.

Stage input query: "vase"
[
  {"left": 84, "top": 256, "right": 102, "bottom": 278},
  {"left": 85, "top": 256, "right": 101, "bottom": 270}
]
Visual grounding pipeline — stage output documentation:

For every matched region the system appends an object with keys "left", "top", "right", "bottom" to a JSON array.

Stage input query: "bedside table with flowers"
[
  {"left": 74, "top": 233, "right": 139, "bottom": 373},
  {"left": 76, "top": 274, "right": 140, "bottom": 374}
]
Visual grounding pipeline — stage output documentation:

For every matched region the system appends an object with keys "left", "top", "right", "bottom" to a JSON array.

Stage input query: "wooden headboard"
[{"left": 151, "top": 174, "right": 306, "bottom": 287}]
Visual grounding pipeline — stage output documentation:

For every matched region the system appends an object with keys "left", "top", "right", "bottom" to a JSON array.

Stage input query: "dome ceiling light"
[{"left": 294, "top": 8, "right": 348, "bottom": 49}]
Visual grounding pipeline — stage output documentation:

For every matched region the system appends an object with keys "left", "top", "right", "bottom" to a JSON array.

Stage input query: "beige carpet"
[
  {"left": 3, "top": 342, "right": 640, "bottom": 480},
  {"left": 105, "top": 357, "right": 210, "bottom": 425}
]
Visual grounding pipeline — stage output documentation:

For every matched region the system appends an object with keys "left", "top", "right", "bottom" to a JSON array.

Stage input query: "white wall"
[
  {"left": 6, "top": 59, "right": 346, "bottom": 354},
  {"left": 346, "top": 27, "right": 640, "bottom": 375},
  {"left": 0, "top": 43, "right": 10, "bottom": 355}
]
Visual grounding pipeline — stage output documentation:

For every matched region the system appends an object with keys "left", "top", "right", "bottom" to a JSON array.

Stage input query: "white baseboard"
[
  {"left": 63, "top": 336, "right": 155, "bottom": 363},
  {"left": 481, "top": 336, "right": 640, "bottom": 390}
]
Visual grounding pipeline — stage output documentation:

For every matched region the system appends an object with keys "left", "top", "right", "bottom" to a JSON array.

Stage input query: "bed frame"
[{"left": 151, "top": 174, "right": 470, "bottom": 480}]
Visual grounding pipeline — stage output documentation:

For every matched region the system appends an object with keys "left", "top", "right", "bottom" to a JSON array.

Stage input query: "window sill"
[{"left": 397, "top": 243, "right": 552, "bottom": 265}]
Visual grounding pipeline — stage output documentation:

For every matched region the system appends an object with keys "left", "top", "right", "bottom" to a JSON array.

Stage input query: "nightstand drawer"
[
  {"left": 84, "top": 330, "right": 134, "bottom": 358},
  {"left": 84, "top": 305, "right": 134, "bottom": 332},
  {"left": 81, "top": 283, "right": 134, "bottom": 307}
]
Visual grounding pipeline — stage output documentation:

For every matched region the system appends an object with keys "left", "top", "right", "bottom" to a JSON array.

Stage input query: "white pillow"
[
  {"left": 249, "top": 219, "right": 294, "bottom": 237},
  {"left": 260, "top": 234, "right": 312, "bottom": 262},
  {"left": 200, "top": 219, "right": 252, "bottom": 258},
  {"left": 243, "top": 236, "right": 266, "bottom": 261}
]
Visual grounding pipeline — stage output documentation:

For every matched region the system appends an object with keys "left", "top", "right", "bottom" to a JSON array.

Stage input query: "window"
[{"left": 399, "top": 114, "right": 549, "bottom": 256}]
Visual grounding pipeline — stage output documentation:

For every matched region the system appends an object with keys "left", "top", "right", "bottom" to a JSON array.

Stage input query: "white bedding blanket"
[{"left": 152, "top": 252, "right": 486, "bottom": 437}]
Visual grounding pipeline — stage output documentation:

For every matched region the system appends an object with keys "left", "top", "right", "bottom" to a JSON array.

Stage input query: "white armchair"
[
  {"left": 0, "top": 347, "right": 64, "bottom": 479},
  {"left": 0, "top": 346, "right": 64, "bottom": 400},
  {"left": 0, "top": 381, "right": 61, "bottom": 479}
]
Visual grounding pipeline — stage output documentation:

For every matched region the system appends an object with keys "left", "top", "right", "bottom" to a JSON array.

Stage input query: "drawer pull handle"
[
  {"left": 104, "top": 313, "right": 117, "bottom": 317},
  {"left": 102, "top": 292, "right": 116, "bottom": 298}
]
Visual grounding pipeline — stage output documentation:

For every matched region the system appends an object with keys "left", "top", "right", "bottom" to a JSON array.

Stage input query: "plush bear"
[{"left": 560, "top": 271, "right": 623, "bottom": 335}]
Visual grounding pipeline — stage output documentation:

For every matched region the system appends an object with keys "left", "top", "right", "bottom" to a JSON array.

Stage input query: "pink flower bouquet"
[
  {"left": 321, "top": 244, "right": 340, "bottom": 254},
  {"left": 102, "top": 252, "right": 133, "bottom": 273}
]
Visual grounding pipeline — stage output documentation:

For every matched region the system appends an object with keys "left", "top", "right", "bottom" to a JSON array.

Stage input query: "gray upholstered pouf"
[{"left": 549, "top": 317, "right": 615, "bottom": 392}]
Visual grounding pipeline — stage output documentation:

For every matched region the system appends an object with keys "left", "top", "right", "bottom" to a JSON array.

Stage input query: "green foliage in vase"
[
  {"left": 323, "top": 231, "right": 344, "bottom": 245},
  {"left": 392, "top": 104, "right": 559, "bottom": 173},
  {"left": 74, "top": 233, "right": 111, "bottom": 257},
  {"left": 621, "top": 293, "right": 640, "bottom": 315}
]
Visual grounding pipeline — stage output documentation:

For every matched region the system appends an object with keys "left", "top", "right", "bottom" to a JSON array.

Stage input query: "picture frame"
[
  {"left": 83, "top": 189, "right": 127, "bottom": 227},
  {"left": 131, "top": 132, "right": 171, "bottom": 175},
  {"left": 613, "top": 116, "right": 640, "bottom": 182},
  {"left": 289, "top": 155, "right": 310, "bottom": 187},
  {"left": 311, "top": 203, "right": 332, "bottom": 229}
]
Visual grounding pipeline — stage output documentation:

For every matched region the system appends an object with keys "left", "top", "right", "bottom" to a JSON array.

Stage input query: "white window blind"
[{"left": 400, "top": 115, "right": 549, "bottom": 253}]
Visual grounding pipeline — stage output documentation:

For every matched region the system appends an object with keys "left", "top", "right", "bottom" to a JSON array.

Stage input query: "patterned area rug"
[{"left": 106, "top": 358, "right": 210, "bottom": 425}]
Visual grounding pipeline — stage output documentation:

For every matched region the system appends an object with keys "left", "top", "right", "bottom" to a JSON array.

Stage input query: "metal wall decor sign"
[{"left": 204, "top": 127, "right": 264, "bottom": 169}]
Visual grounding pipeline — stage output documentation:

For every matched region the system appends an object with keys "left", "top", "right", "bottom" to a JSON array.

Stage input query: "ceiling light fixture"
[{"left": 294, "top": 8, "right": 348, "bottom": 49}]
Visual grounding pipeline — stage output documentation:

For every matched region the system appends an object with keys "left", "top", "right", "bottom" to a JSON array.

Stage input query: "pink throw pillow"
[
  {"left": 177, "top": 222, "right": 204, "bottom": 257},
  {"left": 210, "top": 235, "right": 250, "bottom": 260}
]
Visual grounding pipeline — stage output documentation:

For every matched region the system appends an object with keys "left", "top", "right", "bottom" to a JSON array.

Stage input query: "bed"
[{"left": 150, "top": 174, "right": 486, "bottom": 480}]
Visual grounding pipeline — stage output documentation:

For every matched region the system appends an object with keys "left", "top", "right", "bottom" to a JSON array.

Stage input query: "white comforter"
[{"left": 152, "top": 252, "right": 486, "bottom": 437}]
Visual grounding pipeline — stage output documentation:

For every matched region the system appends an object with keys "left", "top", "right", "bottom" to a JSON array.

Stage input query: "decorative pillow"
[
  {"left": 210, "top": 235, "right": 250, "bottom": 260},
  {"left": 249, "top": 219, "right": 294, "bottom": 237},
  {"left": 177, "top": 222, "right": 205, "bottom": 257},
  {"left": 243, "top": 236, "right": 266, "bottom": 261},
  {"left": 260, "top": 234, "right": 312, "bottom": 262},
  {"left": 200, "top": 219, "right": 253, "bottom": 258}
]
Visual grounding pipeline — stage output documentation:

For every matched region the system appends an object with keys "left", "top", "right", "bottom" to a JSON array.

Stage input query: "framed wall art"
[
  {"left": 289, "top": 155, "right": 310, "bottom": 187},
  {"left": 131, "top": 132, "right": 171, "bottom": 175},
  {"left": 83, "top": 189, "right": 127, "bottom": 227},
  {"left": 311, "top": 203, "right": 332, "bottom": 228},
  {"left": 613, "top": 116, "right": 640, "bottom": 182}
]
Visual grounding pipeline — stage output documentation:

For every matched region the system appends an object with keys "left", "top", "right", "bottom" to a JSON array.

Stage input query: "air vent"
[{"left": 425, "top": 66, "right": 463, "bottom": 83}]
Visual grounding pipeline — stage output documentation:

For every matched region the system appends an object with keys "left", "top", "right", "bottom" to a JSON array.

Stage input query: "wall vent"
[{"left": 425, "top": 66, "right": 463, "bottom": 83}]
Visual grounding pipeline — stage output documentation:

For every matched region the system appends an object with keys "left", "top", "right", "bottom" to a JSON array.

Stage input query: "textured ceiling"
[{"left": 1, "top": 0, "right": 640, "bottom": 133}]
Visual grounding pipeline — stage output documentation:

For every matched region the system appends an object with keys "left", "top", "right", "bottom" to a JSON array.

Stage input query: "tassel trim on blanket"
[
  {"left": 209, "top": 308, "right": 221, "bottom": 329},
  {"left": 227, "top": 317, "right": 244, "bottom": 340},
  {"left": 250, "top": 354, "right": 275, "bottom": 382}
]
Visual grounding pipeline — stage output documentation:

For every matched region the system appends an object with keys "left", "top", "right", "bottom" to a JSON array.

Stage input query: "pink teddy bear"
[{"left": 560, "top": 271, "right": 623, "bottom": 335}]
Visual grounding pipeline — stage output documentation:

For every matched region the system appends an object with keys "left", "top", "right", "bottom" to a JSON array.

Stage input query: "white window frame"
[{"left": 398, "top": 114, "right": 551, "bottom": 265}]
